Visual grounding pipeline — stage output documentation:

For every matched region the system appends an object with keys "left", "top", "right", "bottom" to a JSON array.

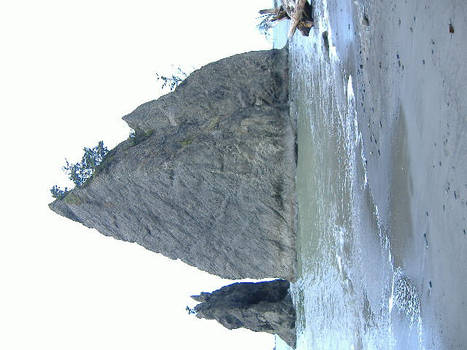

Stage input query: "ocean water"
[{"left": 273, "top": 1, "right": 424, "bottom": 349}]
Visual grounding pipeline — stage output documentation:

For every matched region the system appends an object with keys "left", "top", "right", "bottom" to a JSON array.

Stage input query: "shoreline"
[
  {"left": 286, "top": 0, "right": 467, "bottom": 348},
  {"left": 353, "top": 1, "right": 467, "bottom": 348}
]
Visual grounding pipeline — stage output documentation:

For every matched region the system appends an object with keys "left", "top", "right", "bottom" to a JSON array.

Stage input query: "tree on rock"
[{"left": 50, "top": 141, "right": 109, "bottom": 198}]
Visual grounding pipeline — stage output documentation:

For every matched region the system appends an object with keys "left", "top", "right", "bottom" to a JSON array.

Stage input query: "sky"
[{"left": 0, "top": 1, "right": 281, "bottom": 349}]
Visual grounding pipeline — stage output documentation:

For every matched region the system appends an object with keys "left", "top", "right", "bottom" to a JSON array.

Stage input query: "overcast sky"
[{"left": 0, "top": 1, "right": 281, "bottom": 349}]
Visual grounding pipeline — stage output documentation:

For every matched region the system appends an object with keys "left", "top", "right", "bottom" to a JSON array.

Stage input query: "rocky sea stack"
[
  {"left": 193, "top": 279, "right": 296, "bottom": 348},
  {"left": 49, "top": 48, "right": 297, "bottom": 281}
]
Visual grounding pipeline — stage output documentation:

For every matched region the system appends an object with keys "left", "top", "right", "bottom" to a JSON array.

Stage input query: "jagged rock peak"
[
  {"left": 192, "top": 279, "right": 296, "bottom": 348},
  {"left": 49, "top": 48, "right": 297, "bottom": 280}
]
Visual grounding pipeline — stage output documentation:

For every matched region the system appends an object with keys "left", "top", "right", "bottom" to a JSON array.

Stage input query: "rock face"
[
  {"left": 49, "top": 48, "right": 296, "bottom": 280},
  {"left": 192, "top": 279, "right": 296, "bottom": 348}
]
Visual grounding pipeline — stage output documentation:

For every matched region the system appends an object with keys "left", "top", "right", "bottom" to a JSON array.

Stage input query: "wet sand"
[{"left": 326, "top": 0, "right": 467, "bottom": 348}]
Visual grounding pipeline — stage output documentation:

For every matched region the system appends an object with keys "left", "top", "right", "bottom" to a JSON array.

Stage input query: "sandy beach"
[
  {"left": 353, "top": 1, "right": 467, "bottom": 348},
  {"left": 285, "top": 0, "right": 466, "bottom": 349}
]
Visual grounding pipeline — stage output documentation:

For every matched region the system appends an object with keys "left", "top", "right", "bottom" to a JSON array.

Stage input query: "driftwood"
[
  {"left": 286, "top": 0, "right": 312, "bottom": 37},
  {"left": 259, "top": 0, "right": 313, "bottom": 38}
]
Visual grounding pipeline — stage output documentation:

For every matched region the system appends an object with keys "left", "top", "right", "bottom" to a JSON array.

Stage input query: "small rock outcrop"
[
  {"left": 192, "top": 279, "right": 296, "bottom": 348},
  {"left": 49, "top": 48, "right": 296, "bottom": 280}
]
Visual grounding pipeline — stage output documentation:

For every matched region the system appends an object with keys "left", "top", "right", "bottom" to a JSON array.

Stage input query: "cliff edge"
[{"left": 49, "top": 48, "right": 296, "bottom": 280}]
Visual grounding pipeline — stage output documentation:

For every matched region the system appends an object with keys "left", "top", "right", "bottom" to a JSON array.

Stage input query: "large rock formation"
[
  {"left": 192, "top": 279, "right": 296, "bottom": 348},
  {"left": 49, "top": 48, "right": 297, "bottom": 280}
]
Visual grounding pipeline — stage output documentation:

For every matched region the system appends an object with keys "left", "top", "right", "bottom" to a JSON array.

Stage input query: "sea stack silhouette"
[{"left": 49, "top": 48, "right": 297, "bottom": 346}]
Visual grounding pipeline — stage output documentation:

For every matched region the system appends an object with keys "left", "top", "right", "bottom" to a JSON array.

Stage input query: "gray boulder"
[
  {"left": 49, "top": 48, "right": 297, "bottom": 280},
  {"left": 192, "top": 279, "right": 296, "bottom": 348}
]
